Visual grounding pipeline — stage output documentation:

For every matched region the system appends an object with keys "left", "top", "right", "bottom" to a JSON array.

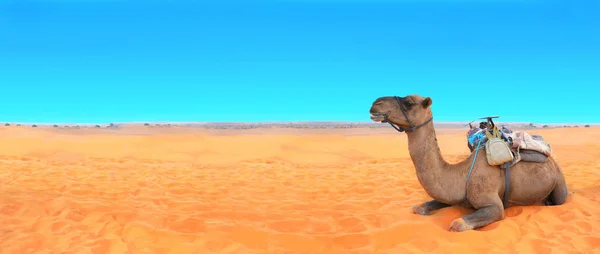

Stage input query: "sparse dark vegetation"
[
  {"left": 543, "top": 125, "right": 548, "bottom": 128},
  {"left": 32, "top": 124, "right": 38, "bottom": 128},
  {"left": 4, "top": 123, "right": 9, "bottom": 126},
  {"left": 144, "top": 123, "right": 150, "bottom": 126},
  {"left": 16, "top": 124, "right": 21, "bottom": 126},
  {"left": 53, "top": 124, "right": 59, "bottom": 127},
  {"left": 95, "top": 125, "right": 101, "bottom": 128},
  {"left": 585, "top": 125, "right": 591, "bottom": 128}
]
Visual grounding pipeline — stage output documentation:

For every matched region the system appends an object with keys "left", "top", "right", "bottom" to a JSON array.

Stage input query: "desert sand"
[{"left": 0, "top": 125, "right": 598, "bottom": 253}]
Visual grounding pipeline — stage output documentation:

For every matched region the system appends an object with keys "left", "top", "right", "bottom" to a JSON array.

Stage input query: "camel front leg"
[
  {"left": 412, "top": 200, "right": 451, "bottom": 215},
  {"left": 449, "top": 195, "right": 504, "bottom": 232}
]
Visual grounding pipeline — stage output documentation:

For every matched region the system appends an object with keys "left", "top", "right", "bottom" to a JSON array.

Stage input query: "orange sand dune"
[{"left": 0, "top": 126, "right": 599, "bottom": 253}]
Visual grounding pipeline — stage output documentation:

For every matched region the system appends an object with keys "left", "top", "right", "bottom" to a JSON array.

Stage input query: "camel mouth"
[{"left": 370, "top": 113, "right": 386, "bottom": 122}]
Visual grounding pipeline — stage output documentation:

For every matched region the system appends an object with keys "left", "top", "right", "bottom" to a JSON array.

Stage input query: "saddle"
[
  {"left": 466, "top": 124, "right": 551, "bottom": 166},
  {"left": 465, "top": 117, "right": 552, "bottom": 208}
]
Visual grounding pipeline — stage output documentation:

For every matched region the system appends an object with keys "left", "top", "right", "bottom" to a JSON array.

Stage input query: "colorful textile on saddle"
[
  {"left": 467, "top": 128, "right": 486, "bottom": 147},
  {"left": 508, "top": 131, "right": 553, "bottom": 157},
  {"left": 466, "top": 126, "right": 514, "bottom": 147}
]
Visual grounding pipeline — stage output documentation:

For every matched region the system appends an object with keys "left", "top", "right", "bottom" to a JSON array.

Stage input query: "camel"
[{"left": 369, "top": 94, "right": 568, "bottom": 232}]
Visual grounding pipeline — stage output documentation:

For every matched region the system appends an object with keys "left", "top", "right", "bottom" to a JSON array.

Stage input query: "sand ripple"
[{"left": 0, "top": 127, "right": 599, "bottom": 253}]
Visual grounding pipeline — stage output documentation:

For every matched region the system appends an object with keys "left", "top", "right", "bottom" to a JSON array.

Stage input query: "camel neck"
[{"left": 405, "top": 121, "right": 466, "bottom": 204}]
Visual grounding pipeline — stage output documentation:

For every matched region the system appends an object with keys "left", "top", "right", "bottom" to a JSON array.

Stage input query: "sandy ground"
[{"left": 0, "top": 125, "right": 599, "bottom": 254}]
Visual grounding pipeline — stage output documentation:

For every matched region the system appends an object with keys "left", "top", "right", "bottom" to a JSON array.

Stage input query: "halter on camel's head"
[{"left": 370, "top": 95, "right": 433, "bottom": 133}]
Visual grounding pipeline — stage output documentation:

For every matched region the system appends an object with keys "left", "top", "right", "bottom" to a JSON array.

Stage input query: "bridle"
[{"left": 382, "top": 96, "right": 434, "bottom": 133}]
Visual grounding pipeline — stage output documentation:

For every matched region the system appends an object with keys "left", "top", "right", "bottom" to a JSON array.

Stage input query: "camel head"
[{"left": 369, "top": 94, "right": 433, "bottom": 131}]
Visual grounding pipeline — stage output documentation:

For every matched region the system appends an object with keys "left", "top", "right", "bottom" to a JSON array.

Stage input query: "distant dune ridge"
[{"left": 1, "top": 121, "right": 596, "bottom": 130}]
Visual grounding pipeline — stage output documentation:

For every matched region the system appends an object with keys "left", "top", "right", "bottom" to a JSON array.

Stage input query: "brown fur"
[{"left": 369, "top": 94, "right": 568, "bottom": 232}]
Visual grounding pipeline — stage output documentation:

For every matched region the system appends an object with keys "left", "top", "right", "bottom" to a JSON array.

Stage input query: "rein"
[
  {"left": 464, "top": 138, "right": 483, "bottom": 202},
  {"left": 383, "top": 96, "right": 433, "bottom": 132}
]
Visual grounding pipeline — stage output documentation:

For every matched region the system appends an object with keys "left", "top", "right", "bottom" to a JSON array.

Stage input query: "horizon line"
[{"left": 2, "top": 121, "right": 598, "bottom": 126}]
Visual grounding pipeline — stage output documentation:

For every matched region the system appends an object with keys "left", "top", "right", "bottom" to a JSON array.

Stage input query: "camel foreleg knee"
[
  {"left": 449, "top": 197, "right": 504, "bottom": 232},
  {"left": 412, "top": 200, "right": 451, "bottom": 216}
]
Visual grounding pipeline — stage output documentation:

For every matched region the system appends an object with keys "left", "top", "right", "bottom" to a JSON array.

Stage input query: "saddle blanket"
[{"left": 509, "top": 131, "right": 552, "bottom": 157}]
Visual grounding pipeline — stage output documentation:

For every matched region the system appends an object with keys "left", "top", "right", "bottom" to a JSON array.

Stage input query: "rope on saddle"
[{"left": 464, "top": 138, "right": 483, "bottom": 201}]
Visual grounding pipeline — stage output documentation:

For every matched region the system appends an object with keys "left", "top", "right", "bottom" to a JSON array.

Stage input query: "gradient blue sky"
[{"left": 1, "top": 0, "right": 598, "bottom": 124}]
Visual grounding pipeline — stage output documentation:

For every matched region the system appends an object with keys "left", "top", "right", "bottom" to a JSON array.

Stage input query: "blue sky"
[{"left": 0, "top": 0, "right": 598, "bottom": 124}]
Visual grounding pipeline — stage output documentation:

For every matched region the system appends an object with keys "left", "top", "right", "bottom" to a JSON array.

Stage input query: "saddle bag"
[{"left": 485, "top": 138, "right": 514, "bottom": 166}]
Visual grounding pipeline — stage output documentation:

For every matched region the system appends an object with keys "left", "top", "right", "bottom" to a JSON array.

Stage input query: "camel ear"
[{"left": 422, "top": 97, "right": 432, "bottom": 108}]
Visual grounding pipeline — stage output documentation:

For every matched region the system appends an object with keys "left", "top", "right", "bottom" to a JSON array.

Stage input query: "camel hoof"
[
  {"left": 449, "top": 218, "right": 473, "bottom": 232},
  {"left": 412, "top": 205, "right": 431, "bottom": 216}
]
